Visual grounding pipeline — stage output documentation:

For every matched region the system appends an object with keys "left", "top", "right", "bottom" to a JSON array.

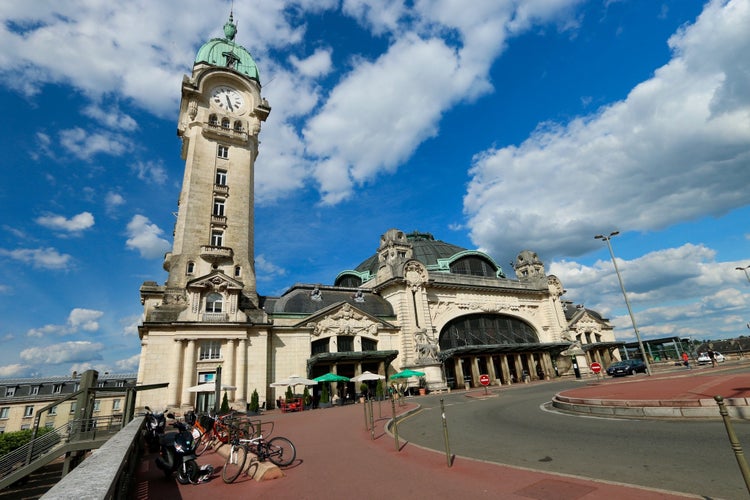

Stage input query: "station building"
[{"left": 135, "top": 15, "right": 619, "bottom": 412}]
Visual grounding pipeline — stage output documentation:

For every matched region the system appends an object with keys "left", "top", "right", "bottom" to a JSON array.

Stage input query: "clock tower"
[{"left": 163, "top": 12, "right": 270, "bottom": 318}]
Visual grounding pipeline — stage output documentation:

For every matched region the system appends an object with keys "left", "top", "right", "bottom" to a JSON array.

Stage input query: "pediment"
[
  {"left": 297, "top": 302, "right": 395, "bottom": 337},
  {"left": 187, "top": 271, "right": 243, "bottom": 292}
]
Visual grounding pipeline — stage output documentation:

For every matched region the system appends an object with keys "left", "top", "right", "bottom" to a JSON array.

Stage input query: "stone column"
[
  {"left": 454, "top": 358, "right": 464, "bottom": 387},
  {"left": 470, "top": 357, "right": 481, "bottom": 388},
  {"left": 500, "top": 355, "right": 511, "bottom": 385},
  {"left": 224, "top": 339, "right": 235, "bottom": 388},
  {"left": 179, "top": 339, "right": 195, "bottom": 409},
  {"left": 236, "top": 338, "right": 247, "bottom": 405}
]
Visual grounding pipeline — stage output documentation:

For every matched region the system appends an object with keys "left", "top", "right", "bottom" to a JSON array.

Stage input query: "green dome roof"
[{"left": 194, "top": 14, "right": 259, "bottom": 81}]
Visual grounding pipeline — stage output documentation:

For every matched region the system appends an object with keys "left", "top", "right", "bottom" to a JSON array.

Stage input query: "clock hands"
[{"left": 225, "top": 95, "right": 233, "bottom": 111}]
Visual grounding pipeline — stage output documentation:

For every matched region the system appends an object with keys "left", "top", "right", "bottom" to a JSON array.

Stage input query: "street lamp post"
[
  {"left": 736, "top": 265, "right": 750, "bottom": 284},
  {"left": 595, "top": 231, "right": 652, "bottom": 376}
]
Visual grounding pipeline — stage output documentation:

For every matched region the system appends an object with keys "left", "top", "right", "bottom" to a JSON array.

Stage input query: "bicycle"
[
  {"left": 222, "top": 428, "right": 296, "bottom": 483},
  {"left": 196, "top": 412, "right": 254, "bottom": 456}
]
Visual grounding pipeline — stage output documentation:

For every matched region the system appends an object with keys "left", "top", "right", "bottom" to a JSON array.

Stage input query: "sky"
[{"left": 0, "top": 0, "right": 748, "bottom": 378}]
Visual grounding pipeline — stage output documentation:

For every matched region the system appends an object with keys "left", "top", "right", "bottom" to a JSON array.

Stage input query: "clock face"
[{"left": 211, "top": 85, "right": 244, "bottom": 112}]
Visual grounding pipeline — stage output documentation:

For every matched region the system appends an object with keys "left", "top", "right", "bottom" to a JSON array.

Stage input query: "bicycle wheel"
[
  {"left": 267, "top": 436, "right": 296, "bottom": 467},
  {"left": 196, "top": 431, "right": 213, "bottom": 456},
  {"left": 222, "top": 444, "right": 247, "bottom": 483}
]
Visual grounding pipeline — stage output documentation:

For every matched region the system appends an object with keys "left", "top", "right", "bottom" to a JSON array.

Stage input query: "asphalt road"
[{"left": 395, "top": 380, "right": 750, "bottom": 499}]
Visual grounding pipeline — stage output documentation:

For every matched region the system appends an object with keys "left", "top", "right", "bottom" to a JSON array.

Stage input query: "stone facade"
[{"left": 135, "top": 17, "right": 620, "bottom": 413}]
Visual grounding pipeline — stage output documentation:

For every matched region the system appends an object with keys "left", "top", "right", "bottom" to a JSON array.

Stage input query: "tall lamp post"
[
  {"left": 737, "top": 265, "right": 750, "bottom": 284},
  {"left": 595, "top": 231, "right": 652, "bottom": 376}
]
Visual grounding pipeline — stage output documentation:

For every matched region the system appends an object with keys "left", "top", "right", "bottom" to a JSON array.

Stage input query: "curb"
[{"left": 551, "top": 394, "right": 750, "bottom": 419}]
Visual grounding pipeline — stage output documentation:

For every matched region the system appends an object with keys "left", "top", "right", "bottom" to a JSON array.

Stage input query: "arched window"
[
  {"left": 449, "top": 256, "right": 496, "bottom": 277},
  {"left": 209, "top": 114, "right": 218, "bottom": 125},
  {"left": 334, "top": 274, "right": 362, "bottom": 288},
  {"left": 233, "top": 120, "right": 243, "bottom": 131},
  {"left": 439, "top": 314, "right": 538, "bottom": 349},
  {"left": 234, "top": 266, "right": 241, "bottom": 277},
  {"left": 186, "top": 261, "right": 195, "bottom": 275},
  {"left": 221, "top": 117, "right": 230, "bottom": 128},
  {"left": 205, "top": 293, "right": 223, "bottom": 313}
]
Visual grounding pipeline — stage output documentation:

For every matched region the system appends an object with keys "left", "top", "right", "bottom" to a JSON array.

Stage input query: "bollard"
[
  {"left": 715, "top": 395, "right": 750, "bottom": 495},
  {"left": 440, "top": 398, "right": 452, "bottom": 467},
  {"left": 369, "top": 398, "right": 375, "bottom": 440},
  {"left": 363, "top": 397, "right": 369, "bottom": 431},
  {"left": 390, "top": 397, "right": 400, "bottom": 451}
]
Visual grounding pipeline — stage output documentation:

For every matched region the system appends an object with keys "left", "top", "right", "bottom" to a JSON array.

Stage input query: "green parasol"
[
  {"left": 390, "top": 369, "right": 426, "bottom": 380},
  {"left": 313, "top": 372, "right": 351, "bottom": 383}
]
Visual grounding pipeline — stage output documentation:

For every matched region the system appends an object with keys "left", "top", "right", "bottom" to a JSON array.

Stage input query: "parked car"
[
  {"left": 606, "top": 359, "right": 647, "bottom": 377},
  {"left": 697, "top": 352, "right": 725, "bottom": 365}
]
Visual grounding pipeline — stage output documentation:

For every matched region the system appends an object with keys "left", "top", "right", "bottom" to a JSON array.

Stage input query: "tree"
[
  {"left": 220, "top": 391, "right": 230, "bottom": 414},
  {"left": 375, "top": 379, "right": 384, "bottom": 400},
  {"left": 249, "top": 389, "right": 259, "bottom": 413},
  {"left": 320, "top": 383, "right": 330, "bottom": 403}
]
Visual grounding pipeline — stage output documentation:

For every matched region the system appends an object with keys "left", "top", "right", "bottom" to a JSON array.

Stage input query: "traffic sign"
[
  {"left": 590, "top": 362, "right": 602, "bottom": 374},
  {"left": 479, "top": 374, "right": 490, "bottom": 386}
]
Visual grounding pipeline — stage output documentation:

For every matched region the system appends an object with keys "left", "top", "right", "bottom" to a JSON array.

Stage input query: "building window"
[
  {"left": 31, "top": 386, "right": 39, "bottom": 396},
  {"left": 213, "top": 198, "right": 226, "bottom": 216},
  {"left": 49, "top": 406, "right": 57, "bottom": 415},
  {"left": 221, "top": 118, "right": 230, "bottom": 129},
  {"left": 0, "top": 407, "right": 9, "bottom": 419},
  {"left": 53, "top": 384, "right": 62, "bottom": 394},
  {"left": 70, "top": 402, "right": 76, "bottom": 414},
  {"left": 233, "top": 120, "right": 243, "bottom": 131},
  {"left": 187, "top": 261, "right": 195, "bottom": 275},
  {"left": 98, "top": 381, "right": 106, "bottom": 388},
  {"left": 74, "top": 383, "right": 80, "bottom": 391},
  {"left": 24, "top": 406, "right": 34, "bottom": 418},
  {"left": 216, "top": 169, "right": 227, "bottom": 186},
  {"left": 209, "top": 114, "right": 218, "bottom": 126},
  {"left": 206, "top": 292, "right": 223, "bottom": 313},
  {"left": 93, "top": 400, "right": 101, "bottom": 412},
  {"left": 199, "top": 340, "right": 222, "bottom": 360},
  {"left": 211, "top": 230, "right": 224, "bottom": 247},
  {"left": 4, "top": 387, "right": 15, "bottom": 397},
  {"left": 311, "top": 338, "right": 329, "bottom": 355},
  {"left": 217, "top": 145, "right": 229, "bottom": 159},
  {"left": 234, "top": 266, "right": 241, "bottom": 277},
  {"left": 117, "top": 380, "right": 125, "bottom": 387},
  {"left": 337, "top": 336, "right": 354, "bottom": 352},
  {"left": 198, "top": 372, "right": 215, "bottom": 384},
  {"left": 361, "top": 338, "right": 378, "bottom": 351},
  {"left": 113, "top": 399, "right": 121, "bottom": 411}
]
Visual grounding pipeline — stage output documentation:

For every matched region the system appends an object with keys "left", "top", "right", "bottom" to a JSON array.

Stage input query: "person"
[
  {"left": 708, "top": 349, "right": 717, "bottom": 367},
  {"left": 681, "top": 351, "right": 691, "bottom": 369}
]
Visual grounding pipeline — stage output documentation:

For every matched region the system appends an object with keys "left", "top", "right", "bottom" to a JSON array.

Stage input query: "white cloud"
[
  {"left": 121, "top": 315, "right": 142, "bottom": 336},
  {"left": 59, "top": 127, "right": 130, "bottom": 160},
  {"left": 20, "top": 341, "right": 104, "bottom": 365},
  {"left": 256, "top": 254, "right": 288, "bottom": 281},
  {"left": 125, "top": 214, "right": 171, "bottom": 259},
  {"left": 0, "top": 363, "right": 32, "bottom": 377},
  {"left": 115, "top": 354, "right": 140, "bottom": 372},
  {"left": 68, "top": 308, "right": 103, "bottom": 332},
  {"left": 82, "top": 104, "right": 138, "bottom": 131},
  {"left": 464, "top": 0, "right": 750, "bottom": 262},
  {"left": 105, "top": 192, "right": 126, "bottom": 214},
  {"left": 36, "top": 212, "right": 95, "bottom": 233},
  {"left": 132, "top": 160, "right": 168, "bottom": 185},
  {"left": 289, "top": 48, "right": 333, "bottom": 78},
  {"left": 0, "top": 247, "right": 72, "bottom": 269}
]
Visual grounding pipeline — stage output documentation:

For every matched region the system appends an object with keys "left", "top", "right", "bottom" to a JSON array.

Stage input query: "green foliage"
[
  {"left": 375, "top": 379, "right": 384, "bottom": 399},
  {"left": 0, "top": 427, "right": 55, "bottom": 455},
  {"left": 303, "top": 386, "right": 311, "bottom": 406},
  {"left": 249, "top": 389, "right": 260, "bottom": 413},
  {"left": 220, "top": 391, "right": 230, "bottom": 414},
  {"left": 320, "top": 383, "right": 329, "bottom": 403},
  {"left": 285, "top": 386, "right": 294, "bottom": 402}
]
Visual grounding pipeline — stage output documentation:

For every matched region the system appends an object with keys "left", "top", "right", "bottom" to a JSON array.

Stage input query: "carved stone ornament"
[
  {"left": 188, "top": 99, "right": 198, "bottom": 120},
  {"left": 404, "top": 261, "right": 427, "bottom": 291},
  {"left": 413, "top": 329, "right": 439, "bottom": 362},
  {"left": 305, "top": 303, "right": 379, "bottom": 337}
]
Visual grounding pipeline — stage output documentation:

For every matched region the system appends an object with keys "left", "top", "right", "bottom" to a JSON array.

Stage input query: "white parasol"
[
  {"left": 350, "top": 371, "right": 386, "bottom": 382},
  {"left": 270, "top": 374, "right": 318, "bottom": 388}
]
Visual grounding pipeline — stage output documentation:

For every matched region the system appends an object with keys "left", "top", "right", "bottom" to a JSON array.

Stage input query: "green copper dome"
[{"left": 194, "top": 13, "right": 259, "bottom": 81}]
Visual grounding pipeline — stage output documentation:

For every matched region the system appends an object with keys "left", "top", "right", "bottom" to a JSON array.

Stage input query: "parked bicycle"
[
  {"left": 195, "top": 412, "right": 254, "bottom": 456},
  {"left": 222, "top": 425, "right": 296, "bottom": 483}
]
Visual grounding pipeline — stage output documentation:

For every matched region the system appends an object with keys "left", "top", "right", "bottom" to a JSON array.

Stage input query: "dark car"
[{"left": 606, "top": 359, "right": 647, "bottom": 377}]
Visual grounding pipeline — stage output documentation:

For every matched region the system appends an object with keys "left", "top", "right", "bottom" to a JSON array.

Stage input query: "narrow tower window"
[
  {"left": 217, "top": 145, "right": 229, "bottom": 159},
  {"left": 211, "top": 230, "right": 224, "bottom": 247},
  {"left": 186, "top": 261, "right": 195, "bottom": 275},
  {"left": 215, "top": 169, "right": 227, "bottom": 186},
  {"left": 234, "top": 266, "right": 241, "bottom": 277},
  {"left": 213, "top": 198, "right": 225, "bottom": 216}
]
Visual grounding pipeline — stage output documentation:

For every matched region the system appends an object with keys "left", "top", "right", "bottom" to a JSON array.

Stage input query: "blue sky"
[{"left": 1, "top": 0, "right": 748, "bottom": 378}]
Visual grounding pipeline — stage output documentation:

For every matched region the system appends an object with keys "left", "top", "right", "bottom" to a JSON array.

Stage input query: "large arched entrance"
[{"left": 438, "top": 313, "right": 568, "bottom": 388}]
